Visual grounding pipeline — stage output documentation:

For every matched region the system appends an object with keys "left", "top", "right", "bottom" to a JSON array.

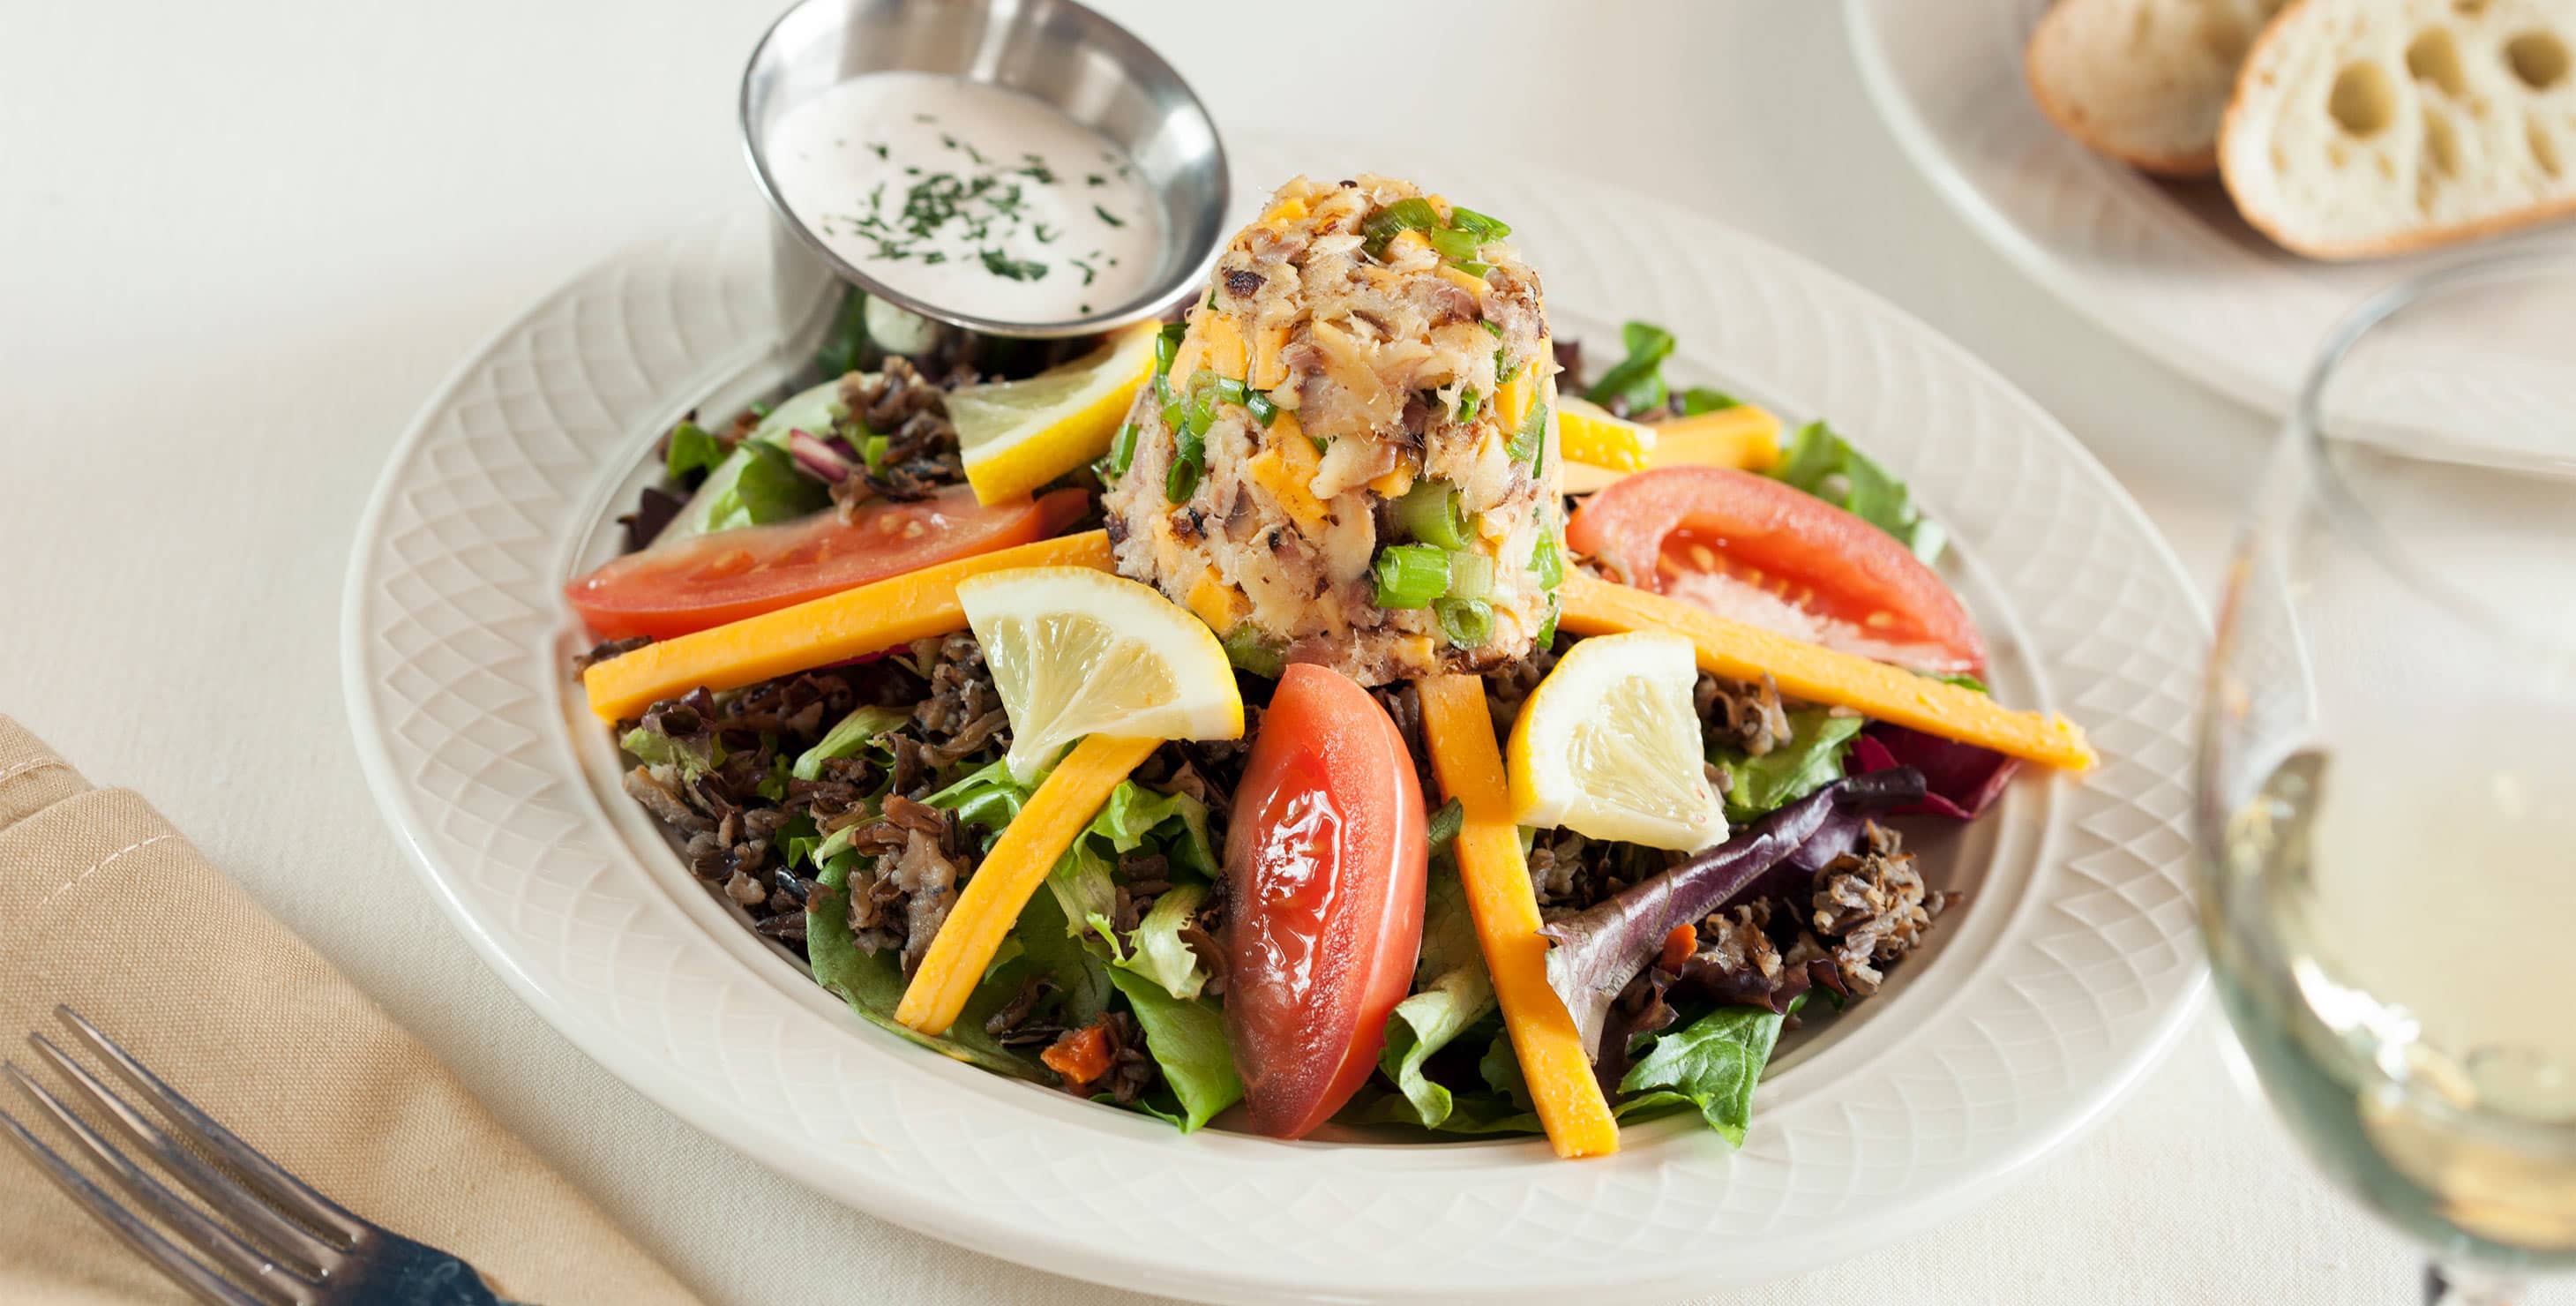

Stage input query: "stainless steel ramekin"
[{"left": 741, "top": 0, "right": 1230, "bottom": 348}]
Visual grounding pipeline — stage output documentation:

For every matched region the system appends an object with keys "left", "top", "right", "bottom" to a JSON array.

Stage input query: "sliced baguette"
[
  {"left": 2027, "top": 0, "right": 2294, "bottom": 175},
  {"left": 2220, "top": 0, "right": 2576, "bottom": 258}
]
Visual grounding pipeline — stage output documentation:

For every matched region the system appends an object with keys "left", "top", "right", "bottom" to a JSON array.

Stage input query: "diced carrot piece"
[
  {"left": 1042, "top": 1021, "right": 1116, "bottom": 1086},
  {"left": 1659, "top": 924, "right": 1698, "bottom": 973}
]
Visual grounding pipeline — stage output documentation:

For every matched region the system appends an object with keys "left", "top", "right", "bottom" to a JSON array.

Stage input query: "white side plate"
[{"left": 1846, "top": 0, "right": 2576, "bottom": 416}]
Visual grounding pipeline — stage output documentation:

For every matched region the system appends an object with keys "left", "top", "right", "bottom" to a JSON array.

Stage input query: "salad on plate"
[{"left": 567, "top": 174, "right": 2095, "bottom": 1158}]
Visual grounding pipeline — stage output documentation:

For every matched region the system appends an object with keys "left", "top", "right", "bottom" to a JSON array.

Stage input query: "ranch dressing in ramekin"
[{"left": 764, "top": 71, "right": 1167, "bottom": 325}]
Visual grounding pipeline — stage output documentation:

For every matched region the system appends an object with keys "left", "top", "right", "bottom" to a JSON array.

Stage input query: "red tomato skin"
[
  {"left": 1565, "top": 465, "right": 1987, "bottom": 673},
  {"left": 1224, "top": 664, "right": 1428, "bottom": 1140},
  {"left": 565, "top": 486, "right": 1085, "bottom": 641}
]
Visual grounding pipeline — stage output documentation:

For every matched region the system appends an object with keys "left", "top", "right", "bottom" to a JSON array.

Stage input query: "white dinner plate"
[
  {"left": 1844, "top": 0, "right": 2576, "bottom": 416},
  {"left": 343, "top": 141, "right": 2207, "bottom": 1304}
]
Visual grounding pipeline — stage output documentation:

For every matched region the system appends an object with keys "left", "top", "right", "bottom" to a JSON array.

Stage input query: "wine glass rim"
[{"left": 2291, "top": 250, "right": 2576, "bottom": 661}]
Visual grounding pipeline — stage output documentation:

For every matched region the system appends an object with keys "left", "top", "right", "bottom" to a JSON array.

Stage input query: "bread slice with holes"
[
  {"left": 2026, "top": 0, "right": 2294, "bottom": 175},
  {"left": 2221, "top": 0, "right": 2576, "bottom": 258}
]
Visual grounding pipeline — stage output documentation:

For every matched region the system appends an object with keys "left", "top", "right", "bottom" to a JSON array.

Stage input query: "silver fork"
[{"left": 1, "top": 1005, "right": 524, "bottom": 1306}]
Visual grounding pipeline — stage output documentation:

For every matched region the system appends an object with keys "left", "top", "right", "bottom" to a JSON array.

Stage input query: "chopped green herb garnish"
[
  {"left": 1245, "top": 391, "right": 1278, "bottom": 426},
  {"left": 979, "top": 249, "right": 1047, "bottom": 281},
  {"left": 1093, "top": 204, "right": 1126, "bottom": 229}
]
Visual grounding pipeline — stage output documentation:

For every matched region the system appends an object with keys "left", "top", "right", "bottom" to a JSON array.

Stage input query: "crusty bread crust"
[
  {"left": 2218, "top": 0, "right": 2576, "bottom": 259},
  {"left": 2026, "top": 1, "right": 2228, "bottom": 175}
]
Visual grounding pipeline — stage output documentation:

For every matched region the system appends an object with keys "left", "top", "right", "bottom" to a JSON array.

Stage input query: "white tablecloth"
[{"left": 4, "top": 1, "right": 2563, "bottom": 1302}]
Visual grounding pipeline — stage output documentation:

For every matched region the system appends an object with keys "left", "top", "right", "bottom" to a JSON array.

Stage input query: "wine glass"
[{"left": 2198, "top": 253, "right": 2576, "bottom": 1306}]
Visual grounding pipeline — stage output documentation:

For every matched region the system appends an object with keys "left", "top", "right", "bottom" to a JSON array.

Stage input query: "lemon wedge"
[
  {"left": 1506, "top": 630, "right": 1727, "bottom": 851},
  {"left": 958, "top": 566, "right": 1244, "bottom": 784},
  {"left": 950, "top": 322, "right": 1160, "bottom": 505},
  {"left": 1553, "top": 396, "right": 1657, "bottom": 474}
]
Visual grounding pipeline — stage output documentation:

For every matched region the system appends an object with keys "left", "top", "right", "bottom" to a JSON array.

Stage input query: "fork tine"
[
  {"left": 28, "top": 1032, "right": 345, "bottom": 1272},
  {"left": 0, "top": 1100, "right": 272, "bottom": 1306},
  {"left": 54, "top": 1006, "right": 366, "bottom": 1241},
  {"left": 5, "top": 1061, "right": 317, "bottom": 1304}
]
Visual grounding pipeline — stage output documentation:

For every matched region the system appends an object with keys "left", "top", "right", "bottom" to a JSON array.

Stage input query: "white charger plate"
[
  {"left": 342, "top": 144, "right": 2207, "bottom": 1304},
  {"left": 1845, "top": 0, "right": 2576, "bottom": 416}
]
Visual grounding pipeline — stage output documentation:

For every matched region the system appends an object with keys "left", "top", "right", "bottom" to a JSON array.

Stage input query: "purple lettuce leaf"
[
  {"left": 1536, "top": 769, "right": 1926, "bottom": 1060},
  {"left": 1849, "top": 724, "right": 2018, "bottom": 820}
]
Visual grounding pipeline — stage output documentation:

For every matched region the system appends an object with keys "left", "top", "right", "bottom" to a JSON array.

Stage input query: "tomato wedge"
[
  {"left": 1565, "top": 466, "right": 1986, "bottom": 674},
  {"left": 565, "top": 485, "right": 1087, "bottom": 641},
  {"left": 1224, "top": 664, "right": 1428, "bottom": 1139}
]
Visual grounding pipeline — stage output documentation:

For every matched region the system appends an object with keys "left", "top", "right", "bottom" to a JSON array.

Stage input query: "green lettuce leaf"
[
  {"left": 1584, "top": 320, "right": 1677, "bottom": 413},
  {"left": 1105, "top": 969, "right": 1242, "bottom": 1131},
  {"left": 1678, "top": 386, "right": 1740, "bottom": 416},
  {"left": 663, "top": 420, "right": 727, "bottom": 480},
  {"left": 1773, "top": 421, "right": 1945, "bottom": 562},
  {"left": 658, "top": 379, "right": 843, "bottom": 544},
  {"left": 925, "top": 758, "right": 1031, "bottom": 833},
  {"left": 917, "top": 759, "right": 1238, "bottom": 1128},
  {"left": 1110, "top": 882, "right": 1209, "bottom": 1001},
  {"left": 1375, "top": 856, "right": 1495, "bottom": 1129},
  {"left": 792, "top": 704, "right": 910, "bottom": 780},
  {"left": 803, "top": 858, "right": 1041, "bottom": 1081},
  {"left": 695, "top": 440, "right": 830, "bottom": 534},
  {"left": 1085, "top": 781, "right": 1218, "bottom": 877},
  {"left": 619, "top": 724, "right": 719, "bottom": 781},
  {"left": 1616, "top": 1001, "right": 1793, "bottom": 1146},
  {"left": 1012, "top": 882, "right": 1112, "bottom": 1028},
  {"left": 1712, "top": 708, "right": 1865, "bottom": 822}
]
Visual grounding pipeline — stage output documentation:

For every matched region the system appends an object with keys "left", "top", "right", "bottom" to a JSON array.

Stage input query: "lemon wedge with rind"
[
  {"left": 959, "top": 566, "right": 1243, "bottom": 784},
  {"left": 951, "top": 323, "right": 1160, "bottom": 505},
  {"left": 1507, "top": 630, "right": 1727, "bottom": 851}
]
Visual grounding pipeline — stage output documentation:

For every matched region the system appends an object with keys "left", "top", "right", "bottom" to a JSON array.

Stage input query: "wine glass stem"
[{"left": 2424, "top": 1259, "right": 2521, "bottom": 1306}]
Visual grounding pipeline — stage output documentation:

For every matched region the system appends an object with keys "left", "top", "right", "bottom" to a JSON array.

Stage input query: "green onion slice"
[
  {"left": 1434, "top": 597, "right": 1494, "bottom": 648},
  {"left": 1360, "top": 197, "right": 1442, "bottom": 258},
  {"left": 1102, "top": 421, "right": 1139, "bottom": 478},
  {"left": 1531, "top": 529, "right": 1565, "bottom": 589},
  {"left": 1372, "top": 544, "right": 1450, "bottom": 609},
  {"left": 1508, "top": 399, "right": 1549, "bottom": 467},
  {"left": 1395, "top": 480, "right": 1471, "bottom": 551},
  {"left": 1220, "top": 627, "right": 1285, "bottom": 679},
  {"left": 1444, "top": 551, "right": 1494, "bottom": 602}
]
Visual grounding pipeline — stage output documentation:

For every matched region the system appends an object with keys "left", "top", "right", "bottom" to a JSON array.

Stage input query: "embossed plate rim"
[{"left": 344, "top": 144, "right": 2207, "bottom": 1303}]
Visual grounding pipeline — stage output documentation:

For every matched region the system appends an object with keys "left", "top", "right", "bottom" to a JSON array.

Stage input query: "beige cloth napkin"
[{"left": 0, "top": 716, "right": 703, "bottom": 1306}]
